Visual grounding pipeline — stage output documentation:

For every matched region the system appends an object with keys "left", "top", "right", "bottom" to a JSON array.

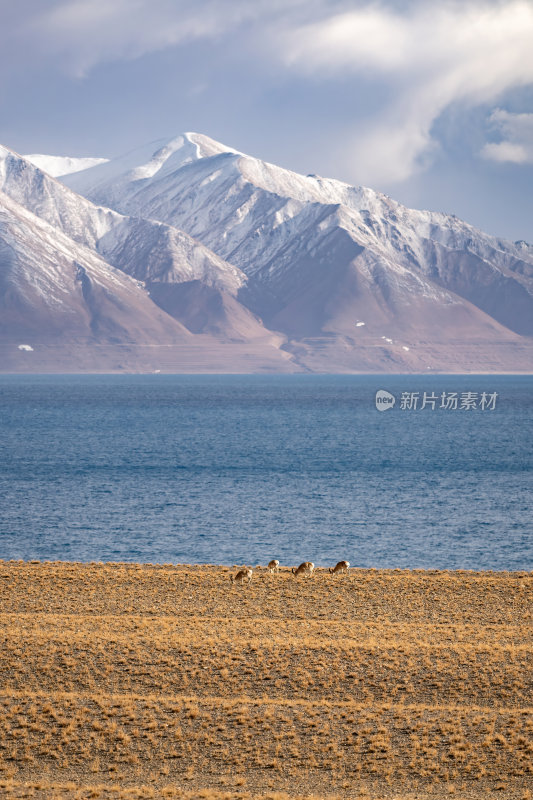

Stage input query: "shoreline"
[{"left": 1, "top": 559, "right": 531, "bottom": 574}]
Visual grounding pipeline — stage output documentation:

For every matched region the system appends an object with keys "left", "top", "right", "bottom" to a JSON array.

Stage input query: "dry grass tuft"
[{"left": 0, "top": 560, "right": 531, "bottom": 798}]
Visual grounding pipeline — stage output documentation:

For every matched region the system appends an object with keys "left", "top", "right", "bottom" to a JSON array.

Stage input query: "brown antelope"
[
  {"left": 292, "top": 561, "right": 315, "bottom": 578},
  {"left": 267, "top": 559, "right": 280, "bottom": 574},
  {"left": 329, "top": 560, "right": 350, "bottom": 574},
  {"left": 230, "top": 567, "right": 253, "bottom": 585}
]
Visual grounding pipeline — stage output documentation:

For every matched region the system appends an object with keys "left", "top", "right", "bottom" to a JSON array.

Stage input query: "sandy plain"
[{"left": 0, "top": 560, "right": 531, "bottom": 799}]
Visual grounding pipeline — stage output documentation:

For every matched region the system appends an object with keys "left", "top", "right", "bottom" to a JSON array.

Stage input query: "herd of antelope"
[{"left": 230, "top": 560, "right": 350, "bottom": 584}]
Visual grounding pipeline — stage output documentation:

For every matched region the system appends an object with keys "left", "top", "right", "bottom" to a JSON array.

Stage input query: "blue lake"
[{"left": 0, "top": 374, "right": 531, "bottom": 570}]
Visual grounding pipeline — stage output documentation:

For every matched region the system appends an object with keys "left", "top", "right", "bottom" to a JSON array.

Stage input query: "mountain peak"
[
  {"left": 127, "top": 132, "right": 241, "bottom": 181},
  {"left": 2, "top": 130, "right": 533, "bottom": 373},
  {"left": 57, "top": 132, "right": 241, "bottom": 200},
  {"left": 182, "top": 131, "right": 241, "bottom": 157}
]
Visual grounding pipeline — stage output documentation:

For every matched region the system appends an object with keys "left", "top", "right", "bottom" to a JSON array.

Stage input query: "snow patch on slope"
[{"left": 24, "top": 154, "right": 109, "bottom": 177}]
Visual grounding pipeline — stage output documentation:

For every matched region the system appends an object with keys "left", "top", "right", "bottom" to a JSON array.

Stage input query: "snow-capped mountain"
[
  {"left": 65, "top": 134, "right": 533, "bottom": 339},
  {"left": 0, "top": 145, "right": 293, "bottom": 372},
  {"left": 1, "top": 143, "right": 241, "bottom": 292},
  {"left": 1, "top": 133, "right": 533, "bottom": 372}
]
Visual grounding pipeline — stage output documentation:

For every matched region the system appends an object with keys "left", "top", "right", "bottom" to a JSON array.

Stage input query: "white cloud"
[
  {"left": 27, "top": 0, "right": 308, "bottom": 78},
  {"left": 282, "top": 1, "right": 533, "bottom": 183},
  {"left": 5, "top": 1, "right": 533, "bottom": 185},
  {"left": 482, "top": 109, "right": 533, "bottom": 164},
  {"left": 31, "top": 0, "right": 246, "bottom": 77}
]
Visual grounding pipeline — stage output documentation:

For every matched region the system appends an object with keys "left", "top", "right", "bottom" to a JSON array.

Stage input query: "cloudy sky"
[{"left": 2, "top": 0, "right": 533, "bottom": 241}]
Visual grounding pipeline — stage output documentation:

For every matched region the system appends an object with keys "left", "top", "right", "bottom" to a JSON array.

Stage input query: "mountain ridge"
[{"left": 1, "top": 134, "right": 532, "bottom": 373}]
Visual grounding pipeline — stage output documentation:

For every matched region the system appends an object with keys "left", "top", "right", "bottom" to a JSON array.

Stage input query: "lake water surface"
[{"left": 0, "top": 374, "right": 531, "bottom": 570}]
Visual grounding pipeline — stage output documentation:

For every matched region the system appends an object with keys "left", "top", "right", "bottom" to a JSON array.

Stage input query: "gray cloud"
[
  {"left": 281, "top": 1, "right": 533, "bottom": 182},
  {"left": 3, "top": 0, "right": 533, "bottom": 188},
  {"left": 482, "top": 109, "right": 533, "bottom": 164},
  {"left": 16, "top": 0, "right": 310, "bottom": 77}
]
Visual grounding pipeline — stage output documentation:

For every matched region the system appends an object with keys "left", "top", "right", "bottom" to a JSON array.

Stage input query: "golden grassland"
[{"left": 0, "top": 561, "right": 531, "bottom": 799}]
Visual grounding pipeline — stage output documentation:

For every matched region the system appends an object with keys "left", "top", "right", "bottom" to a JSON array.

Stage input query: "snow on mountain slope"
[
  {"left": 97, "top": 216, "right": 271, "bottom": 341},
  {"left": 1, "top": 144, "right": 208, "bottom": 267},
  {"left": 0, "top": 188, "right": 191, "bottom": 343},
  {"left": 24, "top": 154, "right": 109, "bottom": 177},
  {"left": 64, "top": 133, "right": 533, "bottom": 341},
  {"left": 4, "top": 133, "right": 533, "bottom": 372},
  {"left": 0, "top": 196, "right": 294, "bottom": 374},
  {"left": 63, "top": 133, "right": 240, "bottom": 207},
  {"left": 1, "top": 144, "right": 117, "bottom": 250},
  {"left": 97, "top": 215, "right": 244, "bottom": 292},
  {"left": 0, "top": 144, "right": 280, "bottom": 343}
]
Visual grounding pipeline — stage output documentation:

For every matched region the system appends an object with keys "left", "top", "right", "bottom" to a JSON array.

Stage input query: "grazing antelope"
[
  {"left": 267, "top": 559, "right": 280, "bottom": 574},
  {"left": 292, "top": 561, "right": 315, "bottom": 578},
  {"left": 230, "top": 567, "right": 253, "bottom": 585},
  {"left": 329, "top": 560, "right": 350, "bottom": 574}
]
